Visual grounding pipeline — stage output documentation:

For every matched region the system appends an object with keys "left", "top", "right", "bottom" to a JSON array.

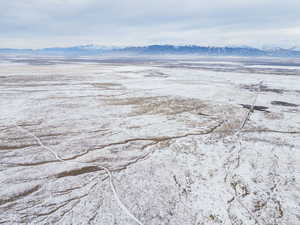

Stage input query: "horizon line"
[{"left": 0, "top": 44, "right": 294, "bottom": 51}]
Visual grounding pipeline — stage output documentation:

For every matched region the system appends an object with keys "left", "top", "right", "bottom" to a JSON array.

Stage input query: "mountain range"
[{"left": 1, "top": 44, "right": 300, "bottom": 57}]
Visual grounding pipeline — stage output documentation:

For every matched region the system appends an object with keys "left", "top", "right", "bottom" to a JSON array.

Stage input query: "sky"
[{"left": 1, "top": 0, "right": 300, "bottom": 49}]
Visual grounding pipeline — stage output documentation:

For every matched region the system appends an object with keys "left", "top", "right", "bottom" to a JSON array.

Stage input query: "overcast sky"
[{"left": 1, "top": 0, "right": 300, "bottom": 48}]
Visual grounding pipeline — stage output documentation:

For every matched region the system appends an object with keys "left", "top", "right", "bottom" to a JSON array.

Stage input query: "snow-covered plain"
[{"left": 0, "top": 56, "right": 299, "bottom": 225}]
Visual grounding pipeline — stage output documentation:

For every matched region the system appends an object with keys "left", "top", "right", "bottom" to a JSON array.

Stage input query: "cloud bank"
[{"left": 1, "top": 0, "right": 300, "bottom": 48}]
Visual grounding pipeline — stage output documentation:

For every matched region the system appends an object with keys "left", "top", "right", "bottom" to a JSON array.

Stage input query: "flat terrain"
[{"left": 0, "top": 55, "right": 300, "bottom": 225}]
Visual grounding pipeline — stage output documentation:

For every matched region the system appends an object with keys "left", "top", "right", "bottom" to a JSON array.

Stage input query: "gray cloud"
[{"left": 1, "top": 0, "right": 300, "bottom": 48}]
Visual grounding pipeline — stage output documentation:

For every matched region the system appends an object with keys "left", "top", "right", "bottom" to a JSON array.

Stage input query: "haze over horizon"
[{"left": 1, "top": 0, "right": 300, "bottom": 49}]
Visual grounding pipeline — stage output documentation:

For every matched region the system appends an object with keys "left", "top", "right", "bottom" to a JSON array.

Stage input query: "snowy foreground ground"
[{"left": 0, "top": 56, "right": 299, "bottom": 225}]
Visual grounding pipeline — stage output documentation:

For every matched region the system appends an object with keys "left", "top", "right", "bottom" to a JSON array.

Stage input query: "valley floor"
[{"left": 0, "top": 56, "right": 299, "bottom": 225}]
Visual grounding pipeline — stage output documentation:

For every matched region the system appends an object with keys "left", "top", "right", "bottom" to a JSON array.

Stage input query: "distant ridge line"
[{"left": 1, "top": 44, "right": 300, "bottom": 58}]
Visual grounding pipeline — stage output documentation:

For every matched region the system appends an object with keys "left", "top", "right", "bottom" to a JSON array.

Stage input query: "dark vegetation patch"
[
  {"left": 241, "top": 84, "right": 284, "bottom": 94},
  {"left": 55, "top": 166, "right": 101, "bottom": 178},
  {"left": 240, "top": 104, "right": 270, "bottom": 112},
  {"left": 271, "top": 101, "right": 299, "bottom": 107}
]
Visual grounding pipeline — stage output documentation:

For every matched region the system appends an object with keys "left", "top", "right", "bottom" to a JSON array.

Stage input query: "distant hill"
[
  {"left": 116, "top": 45, "right": 266, "bottom": 56},
  {"left": 1, "top": 44, "right": 300, "bottom": 57}
]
